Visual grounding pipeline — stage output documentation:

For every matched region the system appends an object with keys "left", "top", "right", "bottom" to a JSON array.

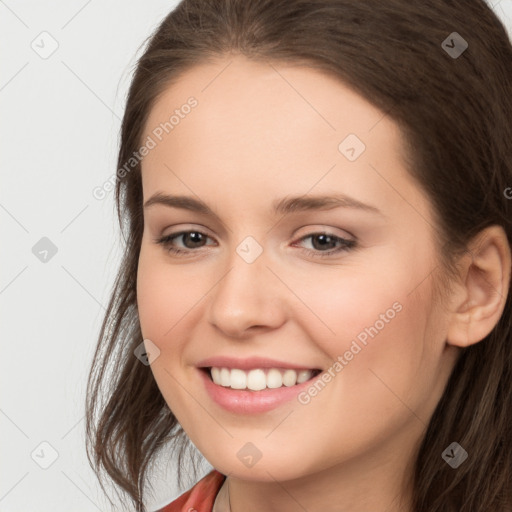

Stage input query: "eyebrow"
[{"left": 143, "top": 192, "right": 384, "bottom": 218}]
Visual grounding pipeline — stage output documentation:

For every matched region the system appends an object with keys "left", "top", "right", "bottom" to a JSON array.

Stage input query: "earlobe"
[{"left": 446, "top": 225, "right": 511, "bottom": 348}]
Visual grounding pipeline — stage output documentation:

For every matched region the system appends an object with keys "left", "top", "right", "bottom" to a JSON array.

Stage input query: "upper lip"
[{"left": 196, "top": 356, "right": 321, "bottom": 371}]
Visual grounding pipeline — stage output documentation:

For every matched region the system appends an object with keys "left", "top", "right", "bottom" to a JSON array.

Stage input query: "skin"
[{"left": 136, "top": 55, "right": 511, "bottom": 512}]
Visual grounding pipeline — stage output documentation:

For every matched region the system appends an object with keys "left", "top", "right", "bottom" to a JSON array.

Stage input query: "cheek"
[
  {"left": 289, "top": 276, "right": 436, "bottom": 457},
  {"left": 136, "top": 247, "right": 205, "bottom": 344},
  {"left": 286, "top": 262, "right": 408, "bottom": 346},
  {"left": 292, "top": 264, "right": 434, "bottom": 400},
  {"left": 136, "top": 250, "right": 205, "bottom": 421},
  {"left": 137, "top": 261, "right": 172, "bottom": 343}
]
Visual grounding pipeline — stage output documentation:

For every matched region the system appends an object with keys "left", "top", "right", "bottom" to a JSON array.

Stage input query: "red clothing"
[{"left": 157, "top": 469, "right": 226, "bottom": 512}]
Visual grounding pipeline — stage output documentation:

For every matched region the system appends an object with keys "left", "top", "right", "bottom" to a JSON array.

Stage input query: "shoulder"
[{"left": 156, "top": 469, "right": 226, "bottom": 512}]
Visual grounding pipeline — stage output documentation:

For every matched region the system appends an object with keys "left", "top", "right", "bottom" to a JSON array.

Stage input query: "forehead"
[
  {"left": 140, "top": 55, "right": 430, "bottom": 223},
  {"left": 143, "top": 55, "right": 398, "bottom": 151}
]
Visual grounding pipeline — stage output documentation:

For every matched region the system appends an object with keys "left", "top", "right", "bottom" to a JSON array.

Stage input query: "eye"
[
  {"left": 155, "top": 230, "right": 215, "bottom": 256},
  {"left": 154, "top": 229, "right": 357, "bottom": 259},
  {"left": 292, "top": 232, "right": 357, "bottom": 258}
]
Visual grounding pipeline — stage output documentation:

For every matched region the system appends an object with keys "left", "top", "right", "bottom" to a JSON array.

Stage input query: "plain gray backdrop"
[{"left": 1, "top": 1, "right": 511, "bottom": 510}]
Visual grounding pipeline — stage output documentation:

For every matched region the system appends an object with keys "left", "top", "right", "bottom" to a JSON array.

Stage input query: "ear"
[{"left": 446, "top": 225, "right": 511, "bottom": 348}]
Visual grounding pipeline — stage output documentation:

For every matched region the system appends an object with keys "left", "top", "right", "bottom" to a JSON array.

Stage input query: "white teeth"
[
  {"left": 247, "top": 369, "right": 266, "bottom": 391},
  {"left": 211, "top": 367, "right": 221, "bottom": 383},
  {"left": 220, "top": 368, "right": 231, "bottom": 386},
  {"left": 266, "top": 368, "right": 283, "bottom": 388},
  {"left": 296, "top": 369, "right": 313, "bottom": 384},
  {"left": 209, "top": 367, "right": 317, "bottom": 390},
  {"left": 282, "top": 369, "right": 297, "bottom": 387},
  {"left": 230, "top": 369, "right": 247, "bottom": 389}
]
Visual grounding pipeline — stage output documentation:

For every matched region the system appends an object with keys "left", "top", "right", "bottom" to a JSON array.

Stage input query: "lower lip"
[{"left": 198, "top": 368, "right": 320, "bottom": 414}]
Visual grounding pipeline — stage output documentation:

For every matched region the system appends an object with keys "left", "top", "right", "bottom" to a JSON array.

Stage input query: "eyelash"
[{"left": 154, "top": 230, "right": 357, "bottom": 259}]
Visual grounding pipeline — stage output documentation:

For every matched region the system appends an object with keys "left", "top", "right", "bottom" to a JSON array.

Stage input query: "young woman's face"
[{"left": 137, "top": 56, "right": 459, "bottom": 483}]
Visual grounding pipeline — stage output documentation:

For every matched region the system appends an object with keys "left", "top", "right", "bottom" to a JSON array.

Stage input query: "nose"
[{"left": 206, "top": 243, "right": 288, "bottom": 338}]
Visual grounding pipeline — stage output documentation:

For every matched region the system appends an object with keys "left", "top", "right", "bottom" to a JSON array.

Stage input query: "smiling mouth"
[{"left": 199, "top": 367, "right": 322, "bottom": 391}]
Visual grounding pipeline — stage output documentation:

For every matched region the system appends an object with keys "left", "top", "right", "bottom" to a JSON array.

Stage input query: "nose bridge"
[{"left": 207, "top": 234, "right": 286, "bottom": 335}]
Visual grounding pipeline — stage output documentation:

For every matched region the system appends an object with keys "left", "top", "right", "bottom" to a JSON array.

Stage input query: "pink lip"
[
  {"left": 198, "top": 367, "right": 321, "bottom": 414},
  {"left": 195, "top": 355, "right": 320, "bottom": 371}
]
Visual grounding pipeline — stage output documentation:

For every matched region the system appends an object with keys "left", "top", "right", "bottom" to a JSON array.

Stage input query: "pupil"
[
  {"left": 313, "top": 234, "right": 335, "bottom": 250},
  {"left": 185, "top": 232, "right": 204, "bottom": 248}
]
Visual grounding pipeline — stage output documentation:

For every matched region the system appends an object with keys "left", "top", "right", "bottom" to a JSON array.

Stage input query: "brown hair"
[{"left": 85, "top": 1, "right": 512, "bottom": 510}]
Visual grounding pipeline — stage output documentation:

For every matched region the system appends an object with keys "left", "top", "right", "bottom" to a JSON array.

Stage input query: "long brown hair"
[{"left": 85, "top": 1, "right": 512, "bottom": 510}]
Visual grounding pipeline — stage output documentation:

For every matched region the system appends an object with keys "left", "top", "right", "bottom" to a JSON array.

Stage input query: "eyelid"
[
  {"left": 292, "top": 224, "right": 356, "bottom": 241},
  {"left": 160, "top": 224, "right": 216, "bottom": 238}
]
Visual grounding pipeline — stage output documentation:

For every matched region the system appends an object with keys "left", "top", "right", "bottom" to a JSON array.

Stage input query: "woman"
[{"left": 85, "top": 1, "right": 512, "bottom": 511}]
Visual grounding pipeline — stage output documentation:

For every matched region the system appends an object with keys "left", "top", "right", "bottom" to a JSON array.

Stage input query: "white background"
[{"left": 1, "top": 1, "right": 511, "bottom": 510}]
